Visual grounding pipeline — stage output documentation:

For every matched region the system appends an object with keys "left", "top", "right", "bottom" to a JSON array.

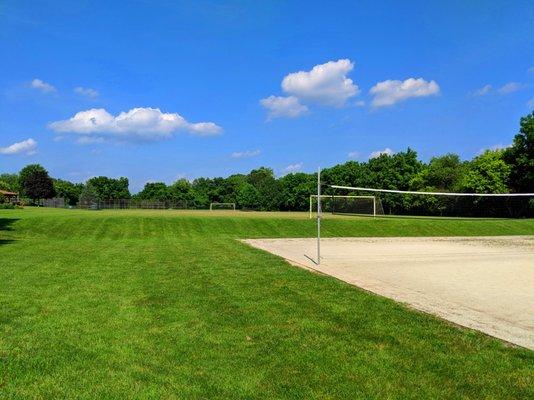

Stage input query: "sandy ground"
[{"left": 243, "top": 236, "right": 534, "bottom": 349}]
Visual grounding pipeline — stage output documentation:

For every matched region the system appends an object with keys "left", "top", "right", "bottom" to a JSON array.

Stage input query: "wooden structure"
[{"left": 0, "top": 190, "right": 19, "bottom": 204}]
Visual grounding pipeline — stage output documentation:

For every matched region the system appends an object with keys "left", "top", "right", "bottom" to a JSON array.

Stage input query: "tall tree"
[
  {"left": 22, "top": 168, "right": 55, "bottom": 201},
  {"left": 247, "top": 167, "right": 280, "bottom": 210},
  {"left": 504, "top": 111, "right": 534, "bottom": 193}
]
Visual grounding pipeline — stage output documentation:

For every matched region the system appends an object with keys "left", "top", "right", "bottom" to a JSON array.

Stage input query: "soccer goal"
[
  {"left": 309, "top": 195, "right": 384, "bottom": 218},
  {"left": 209, "top": 202, "right": 236, "bottom": 211}
]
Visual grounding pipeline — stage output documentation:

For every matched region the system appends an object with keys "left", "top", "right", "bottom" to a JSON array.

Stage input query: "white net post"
[{"left": 317, "top": 167, "right": 321, "bottom": 265}]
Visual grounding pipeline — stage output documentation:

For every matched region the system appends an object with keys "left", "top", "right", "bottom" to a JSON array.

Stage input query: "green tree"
[
  {"left": 410, "top": 153, "right": 464, "bottom": 191},
  {"left": 0, "top": 180, "right": 12, "bottom": 191},
  {"left": 53, "top": 179, "right": 84, "bottom": 205},
  {"left": 168, "top": 179, "right": 194, "bottom": 206},
  {"left": 0, "top": 173, "right": 20, "bottom": 193},
  {"left": 247, "top": 167, "right": 279, "bottom": 210},
  {"left": 237, "top": 183, "right": 260, "bottom": 209},
  {"left": 79, "top": 183, "right": 99, "bottom": 205},
  {"left": 504, "top": 111, "right": 534, "bottom": 193},
  {"left": 85, "top": 177, "right": 130, "bottom": 200},
  {"left": 136, "top": 182, "right": 170, "bottom": 200},
  {"left": 459, "top": 150, "right": 511, "bottom": 193},
  {"left": 278, "top": 172, "right": 315, "bottom": 211}
]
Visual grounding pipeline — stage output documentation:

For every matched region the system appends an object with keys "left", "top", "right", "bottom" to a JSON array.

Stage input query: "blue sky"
[{"left": 1, "top": 0, "right": 533, "bottom": 192}]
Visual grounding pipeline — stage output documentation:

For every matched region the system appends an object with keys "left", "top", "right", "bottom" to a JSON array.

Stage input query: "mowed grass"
[{"left": 1, "top": 208, "right": 533, "bottom": 399}]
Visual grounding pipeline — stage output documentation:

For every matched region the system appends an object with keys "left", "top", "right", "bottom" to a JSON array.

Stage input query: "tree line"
[{"left": 1, "top": 112, "right": 532, "bottom": 216}]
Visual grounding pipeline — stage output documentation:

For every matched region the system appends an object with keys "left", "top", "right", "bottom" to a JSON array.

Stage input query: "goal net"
[
  {"left": 209, "top": 202, "right": 236, "bottom": 211},
  {"left": 330, "top": 186, "right": 534, "bottom": 218},
  {"left": 309, "top": 195, "right": 384, "bottom": 218}
]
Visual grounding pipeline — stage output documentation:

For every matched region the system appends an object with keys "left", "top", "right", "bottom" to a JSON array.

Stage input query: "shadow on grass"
[{"left": 0, "top": 218, "right": 18, "bottom": 246}]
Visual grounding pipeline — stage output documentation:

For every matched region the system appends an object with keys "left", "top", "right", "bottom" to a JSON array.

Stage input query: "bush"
[{"left": 0, "top": 203, "right": 15, "bottom": 209}]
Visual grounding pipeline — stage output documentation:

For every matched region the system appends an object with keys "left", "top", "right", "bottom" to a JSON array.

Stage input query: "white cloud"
[
  {"left": 527, "top": 67, "right": 534, "bottom": 75},
  {"left": 31, "top": 78, "right": 56, "bottom": 93},
  {"left": 370, "top": 78, "right": 439, "bottom": 107},
  {"left": 283, "top": 162, "right": 303, "bottom": 173},
  {"left": 231, "top": 149, "right": 261, "bottom": 159},
  {"left": 498, "top": 82, "right": 524, "bottom": 94},
  {"left": 528, "top": 98, "right": 534, "bottom": 109},
  {"left": 472, "top": 84, "right": 492, "bottom": 96},
  {"left": 74, "top": 86, "right": 99, "bottom": 98},
  {"left": 0, "top": 138, "right": 37, "bottom": 155},
  {"left": 281, "top": 59, "right": 359, "bottom": 106},
  {"left": 260, "top": 96, "right": 308, "bottom": 119},
  {"left": 348, "top": 151, "right": 360, "bottom": 159},
  {"left": 48, "top": 107, "right": 222, "bottom": 143},
  {"left": 355, "top": 100, "right": 365, "bottom": 107},
  {"left": 369, "top": 148, "right": 394, "bottom": 159}
]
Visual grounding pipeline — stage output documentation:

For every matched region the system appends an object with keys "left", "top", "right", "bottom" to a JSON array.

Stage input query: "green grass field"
[{"left": 1, "top": 208, "right": 533, "bottom": 399}]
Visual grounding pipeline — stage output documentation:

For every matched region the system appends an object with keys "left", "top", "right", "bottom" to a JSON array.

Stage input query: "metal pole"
[{"left": 317, "top": 167, "right": 321, "bottom": 265}]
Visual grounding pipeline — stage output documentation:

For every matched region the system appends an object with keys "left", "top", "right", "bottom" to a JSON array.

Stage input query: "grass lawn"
[{"left": 1, "top": 208, "right": 533, "bottom": 399}]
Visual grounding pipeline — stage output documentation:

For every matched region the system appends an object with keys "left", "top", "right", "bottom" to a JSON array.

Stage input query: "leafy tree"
[
  {"left": 459, "top": 150, "right": 511, "bottom": 193},
  {"left": 190, "top": 178, "right": 214, "bottom": 208},
  {"left": 168, "top": 179, "right": 194, "bottom": 206},
  {"left": 22, "top": 169, "right": 55, "bottom": 202},
  {"left": 79, "top": 183, "right": 100, "bottom": 204},
  {"left": 136, "top": 182, "right": 170, "bottom": 201},
  {"left": 237, "top": 183, "right": 260, "bottom": 209},
  {"left": 504, "top": 111, "right": 534, "bottom": 193},
  {"left": 364, "top": 148, "right": 422, "bottom": 213},
  {"left": 53, "top": 179, "right": 84, "bottom": 205},
  {"left": 410, "top": 153, "right": 464, "bottom": 191},
  {"left": 0, "top": 180, "right": 12, "bottom": 191},
  {"left": 278, "top": 172, "right": 315, "bottom": 211},
  {"left": 19, "top": 164, "right": 48, "bottom": 196},
  {"left": 247, "top": 167, "right": 279, "bottom": 210},
  {"left": 85, "top": 177, "right": 130, "bottom": 200},
  {"left": 0, "top": 173, "right": 20, "bottom": 193}
]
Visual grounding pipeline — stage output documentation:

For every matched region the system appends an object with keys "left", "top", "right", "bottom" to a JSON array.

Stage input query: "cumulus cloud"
[
  {"left": 281, "top": 59, "right": 359, "bottom": 106},
  {"left": 260, "top": 96, "right": 308, "bottom": 119},
  {"left": 0, "top": 138, "right": 37, "bottom": 155},
  {"left": 283, "top": 162, "right": 303, "bottom": 173},
  {"left": 348, "top": 151, "right": 360, "bottom": 159},
  {"left": 369, "top": 148, "right": 394, "bottom": 159},
  {"left": 74, "top": 86, "right": 99, "bottom": 98},
  {"left": 48, "top": 107, "right": 222, "bottom": 143},
  {"left": 231, "top": 149, "right": 261, "bottom": 159},
  {"left": 31, "top": 78, "right": 56, "bottom": 93},
  {"left": 370, "top": 78, "right": 439, "bottom": 107},
  {"left": 498, "top": 82, "right": 524, "bottom": 94},
  {"left": 472, "top": 84, "right": 492, "bottom": 96}
]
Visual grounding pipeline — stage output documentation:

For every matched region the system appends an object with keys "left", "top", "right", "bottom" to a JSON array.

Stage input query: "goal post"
[
  {"left": 309, "top": 195, "right": 381, "bottom": 218},
  {"left": 209, "top": 202, "right": 236, "bottom": 211}
]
